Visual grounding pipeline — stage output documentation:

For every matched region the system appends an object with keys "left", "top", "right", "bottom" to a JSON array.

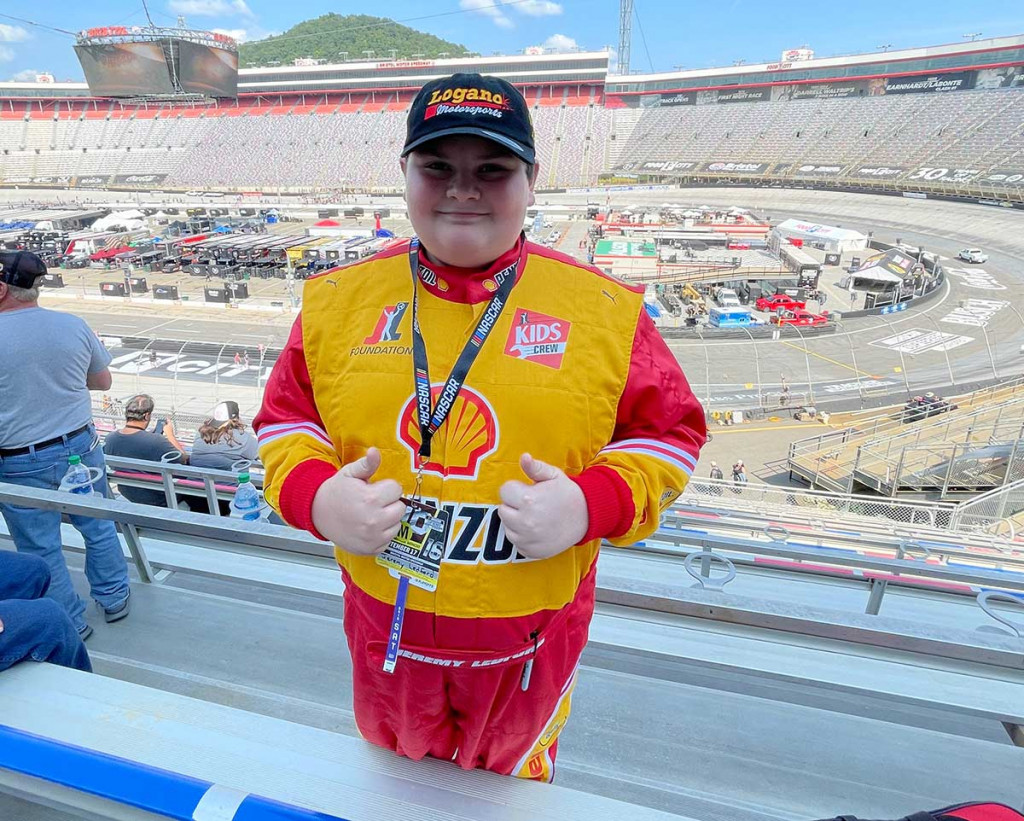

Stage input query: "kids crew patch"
[
  {"left": 504, "top": 309, "right": 571, "bottom": 369},
  {"left": 424, "top": 86, "right": 512, "bottom": 120}
]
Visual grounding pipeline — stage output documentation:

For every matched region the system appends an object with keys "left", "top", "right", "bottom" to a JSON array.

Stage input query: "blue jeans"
[
  {"left": 0, "top": 550, "right": 91, "bottom": 672},
  {"left": 0, "top": 425, "right": 129, "bottom": 634}
]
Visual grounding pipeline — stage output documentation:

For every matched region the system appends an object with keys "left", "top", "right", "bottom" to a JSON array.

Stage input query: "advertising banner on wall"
[
  {"left": 906, "top": 167, "right": 980, "bottom": 183},
  {"left": 975, "top": 66, "right": 1024, "bottom": 90},
  {"left": 884, "top": 71, "right": 974, "bottom": 94},
  {"left": 71, "top": 176, "right": 113, "bottom": 188},
  {"left": 978, "top": 169, "right": 1024, "bottom": 187},
  {"left": 772, "top": 81, "right": 871, "bottom": 101},
  {"left": 639, "top": 160, "right": 698, "bottom": 173},
  {"left": 697, "top": 87, "right": 770, "bottom": 105},
  {"left": 659, "top": 91, "right": 696, "bottom": 106},
  {"left": 791, "top": 163, "right": 846, "bottom": 176},
  {"left": 634, "top": 91, "right": 700, "bottom": 106},
  {"left": 113, "top": 174, "right": 168, "bottom": 186},
  {"left": 700, "top": 161, "right": 768, "bottom": 174},
  {"left": 848, "top": 166, "right": 906, "bottom": 179}
]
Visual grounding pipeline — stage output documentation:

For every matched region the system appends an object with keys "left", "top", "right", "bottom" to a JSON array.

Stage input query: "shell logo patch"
[
  {"left": 504, "top": 309, "right": 571, "bottom": 370},
  {"left": 397, "top": 385, "right": 499, "bottom": 480}
]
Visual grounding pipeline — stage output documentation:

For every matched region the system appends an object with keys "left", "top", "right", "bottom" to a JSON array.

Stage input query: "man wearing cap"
[
  {"left": 255, "top": 74, "right": 706, "bottom": 780},
  {"left": 0, "top": 251, "right": 131, "bottom": 640},
  {"left": 103, "top": 394, "right": 190, "bottom": 507}
]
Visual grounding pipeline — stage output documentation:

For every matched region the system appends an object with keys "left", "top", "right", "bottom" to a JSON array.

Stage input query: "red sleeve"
[
  {"left": 254, "top": 314, "right": 340, "bottom": 539},
  {"left": 571, "top": 311, "right": 707, "bottom": 542}
]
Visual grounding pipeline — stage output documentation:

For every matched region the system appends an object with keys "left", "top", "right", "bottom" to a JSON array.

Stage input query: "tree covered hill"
[{"left": 239, "top": 14, "right": 471, "bottom": 67}]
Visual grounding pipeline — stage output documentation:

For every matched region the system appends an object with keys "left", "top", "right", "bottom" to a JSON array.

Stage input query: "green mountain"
[{"left": 239, "top": 14, "right": 471, "bottom": 67}]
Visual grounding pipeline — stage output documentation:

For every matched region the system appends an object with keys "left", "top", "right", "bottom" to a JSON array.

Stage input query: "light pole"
[
  {"left": 787, "top": 324, "right": 815, "bottom": 405},
  {"left": 956, "top": 299, "right": 999, "bottom": 379},
  {"left": 877, "top": 314, "right": 911, "bottom": 397},
  {"left": 695, "top": 327, "right": 711, "bottom": 411},
  {"left": 740, "top": 325, "right": 763, "bottom": 405},
  {"left": 841, "top": 325, "right": 865, "bottom": 403},
  {"left": 923, "top": 312, "right": 956, "bottom": 389},
  {"left": 215, "top": 343, "right": 227, "bottom": 398}
]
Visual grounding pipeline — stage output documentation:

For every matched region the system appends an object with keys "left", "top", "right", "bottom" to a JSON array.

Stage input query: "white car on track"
[{"left": 957, "top": 248, "right": 988, "bottom": 264}]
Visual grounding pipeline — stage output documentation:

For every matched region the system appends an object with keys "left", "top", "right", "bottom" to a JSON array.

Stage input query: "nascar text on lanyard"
[{"left": 376, "top": 237, "right": 523, "bottom": 674}]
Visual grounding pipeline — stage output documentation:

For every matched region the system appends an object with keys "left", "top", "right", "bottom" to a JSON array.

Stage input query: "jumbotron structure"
[
  {"left": 73, "top": 25, "right": 239, "bottom": 99},
  {"left": 0, "top": 33, "right": 1021, "bottom": 200}
]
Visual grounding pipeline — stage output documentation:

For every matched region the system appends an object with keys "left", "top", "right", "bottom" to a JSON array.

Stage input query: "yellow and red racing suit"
[{"left": 255, "top": 237, "right": 706, "bottom": 780}]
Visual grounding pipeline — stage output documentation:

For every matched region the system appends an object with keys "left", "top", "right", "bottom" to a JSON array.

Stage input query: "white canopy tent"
[{"left": 775, "top": 219, "right": 868, "bottom": 254}]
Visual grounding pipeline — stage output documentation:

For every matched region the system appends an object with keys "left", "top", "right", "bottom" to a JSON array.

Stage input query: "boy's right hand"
[{"left": 311, "top": 447, "right": 406, "bottom": 555}]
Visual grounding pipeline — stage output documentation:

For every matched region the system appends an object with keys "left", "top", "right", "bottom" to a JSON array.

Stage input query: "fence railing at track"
[
  {"left": 788, "top": 375, "right": 1024, "bottom": 461},
  {"left": 680, "top": 478, "right": 956, "bottom": 529},
  {"left": 789, "top": 387, "right": 1024, "bottom": 492},
  {"left": 950, "top": 478, "right": 1024, "bottom": 537},
  {"left": 853, "top": 419, "right": 1024, "bottom": 497}
]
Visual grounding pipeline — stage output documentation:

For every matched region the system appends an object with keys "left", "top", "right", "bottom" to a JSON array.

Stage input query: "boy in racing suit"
[{"left": 254, "top": 73, "right": 706, "bottom": 781}]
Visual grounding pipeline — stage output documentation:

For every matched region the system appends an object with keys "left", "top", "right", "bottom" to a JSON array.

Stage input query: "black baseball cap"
[
  {"left": 403, "top": 73, "right": 535, "bottom": 164},
  {"left": 0, "top": 250, "right": 47, "bottom": 288}
]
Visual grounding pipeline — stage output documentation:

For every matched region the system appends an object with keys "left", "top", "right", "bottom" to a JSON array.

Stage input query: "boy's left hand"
[{"left": 498, "top": 454, "right": 589, "bottom": 559}]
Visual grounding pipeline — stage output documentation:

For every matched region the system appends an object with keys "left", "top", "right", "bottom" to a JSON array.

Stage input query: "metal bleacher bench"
[
  {"left": 105, "top": 454, "right": 264, "bottom": 513},
  {"left": 0, "top": 482, "right": 1022, "bottom": 818},
  {"left": 0, "top": 664, "right": 685, "bottom": 821}
]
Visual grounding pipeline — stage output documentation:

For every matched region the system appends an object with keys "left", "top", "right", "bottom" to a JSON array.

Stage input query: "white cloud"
[
  {"left": 0, "top": 24, "right": 30, "bottom": 43},
  {"left": 168, "top": 0, "right": 253, "bottom": 17},
  {"left": 518, "top": 0, "right": 563, "bottom": 16},
  {"left": 212, "top": 28, "right": 249, "bottom": 43},
  {"left": 459, "top": 0, "right": 514, "bottom": 28},
  {"left": 0, "top": 46, "right": 14, "bottom": 64},
  {"left": 542, "top": 34, "right": 578, "bottom": 52},
  {"left": 8, "top": 68, "right": 40, "bottom": 82}
]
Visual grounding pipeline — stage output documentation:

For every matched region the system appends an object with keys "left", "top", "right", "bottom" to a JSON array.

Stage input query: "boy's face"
[{"left": 401, "top": 135, "right": 537, "bottom": 269}]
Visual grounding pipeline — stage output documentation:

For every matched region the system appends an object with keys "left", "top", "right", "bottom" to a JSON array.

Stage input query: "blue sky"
[{"left": 1, "top": 1, "right": 1022, "bottom": 81}]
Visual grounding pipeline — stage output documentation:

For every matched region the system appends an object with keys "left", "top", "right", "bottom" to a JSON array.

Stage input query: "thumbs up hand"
[
  {"left": 498, "top": 454, "right": 589, "bottom": 560},
  {"left": 312, "top": 447, "right": 407, "bottom": 555}
]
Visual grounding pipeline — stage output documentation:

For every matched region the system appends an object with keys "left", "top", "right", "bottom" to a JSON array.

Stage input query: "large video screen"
[
  {"left": 74, "top": 43, "right": 174, "bottom": 96},
  {"left": 177, "top": 40, "right": 238, "bottom": 97}
]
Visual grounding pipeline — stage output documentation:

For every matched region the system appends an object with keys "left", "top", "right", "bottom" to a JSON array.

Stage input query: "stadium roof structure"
[{"left": 605, "top": 33, "right": 1024, "bottom": 96}]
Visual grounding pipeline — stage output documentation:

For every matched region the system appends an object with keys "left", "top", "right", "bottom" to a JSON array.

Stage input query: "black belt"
[{"left": 0, "top": 424, "right": 92, "bottom": 457}]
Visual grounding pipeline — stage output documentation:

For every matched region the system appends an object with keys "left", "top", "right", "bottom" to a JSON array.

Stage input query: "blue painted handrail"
[{"left": 0, "top": 724, "right": 348, "bottom": 821}]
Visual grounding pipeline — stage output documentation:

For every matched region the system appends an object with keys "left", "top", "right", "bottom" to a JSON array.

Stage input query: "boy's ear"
[
  {"left": 400, "top": 156, "right": 408, "bottom": 177},
  {"left": 528, "top": 161, "right": 539, "bottom": 207}
]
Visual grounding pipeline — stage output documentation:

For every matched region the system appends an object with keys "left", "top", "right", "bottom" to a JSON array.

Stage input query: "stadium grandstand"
[
  {"left": 3, "top": 17, "right": 1024, "bottom": 821},
  {"left": 0, "top": 35, "right": 1022, "bottom": 197}
]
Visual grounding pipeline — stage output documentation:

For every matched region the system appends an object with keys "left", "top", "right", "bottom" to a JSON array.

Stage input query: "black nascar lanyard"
[{"left": 407, "top": 236, "right": 522, "bottom": 468}]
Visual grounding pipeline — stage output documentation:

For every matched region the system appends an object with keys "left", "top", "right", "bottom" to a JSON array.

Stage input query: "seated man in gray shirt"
[{"left": 103, "top": 394, "right": 189, "bottom": 508}]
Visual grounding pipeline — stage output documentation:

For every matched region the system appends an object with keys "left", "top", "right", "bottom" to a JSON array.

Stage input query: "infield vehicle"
[
  {"left": 957, "top": 248, "right": 988, "bottom": 264},
  {"left": 771, "top": 308, "right": 829, "bottom": 327},
  {"left": 755, "top": 294, "right": 806, "bottom": 313}
]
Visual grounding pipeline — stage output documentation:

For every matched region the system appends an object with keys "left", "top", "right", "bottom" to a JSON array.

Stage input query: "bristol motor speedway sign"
[{"left": 701, "top": 161, "right": 768, "bottom": 174}]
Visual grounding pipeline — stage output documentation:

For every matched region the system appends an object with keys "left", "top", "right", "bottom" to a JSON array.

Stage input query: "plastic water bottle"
[
  {"left": 230, "top": 471, "right": 262, "bottom": 521},
  {"left": 59, "top": 455, "right": 94, "bottom": 496}
]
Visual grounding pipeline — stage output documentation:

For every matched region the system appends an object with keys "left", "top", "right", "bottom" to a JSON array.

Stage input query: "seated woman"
[
  {"left": 190, "top": 404, "right": 261, "bottom": 516},
  {"left": 189, "top": 404, "right": 260, "bottom": 473}
]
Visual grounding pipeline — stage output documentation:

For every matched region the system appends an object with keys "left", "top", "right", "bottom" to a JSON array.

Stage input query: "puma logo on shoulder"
[
  {"left": 325, "top": 279, "right": 338, "bottom": 287},
  {"left": 601, "top": 289, "right": 617, "bottom": 303}
]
